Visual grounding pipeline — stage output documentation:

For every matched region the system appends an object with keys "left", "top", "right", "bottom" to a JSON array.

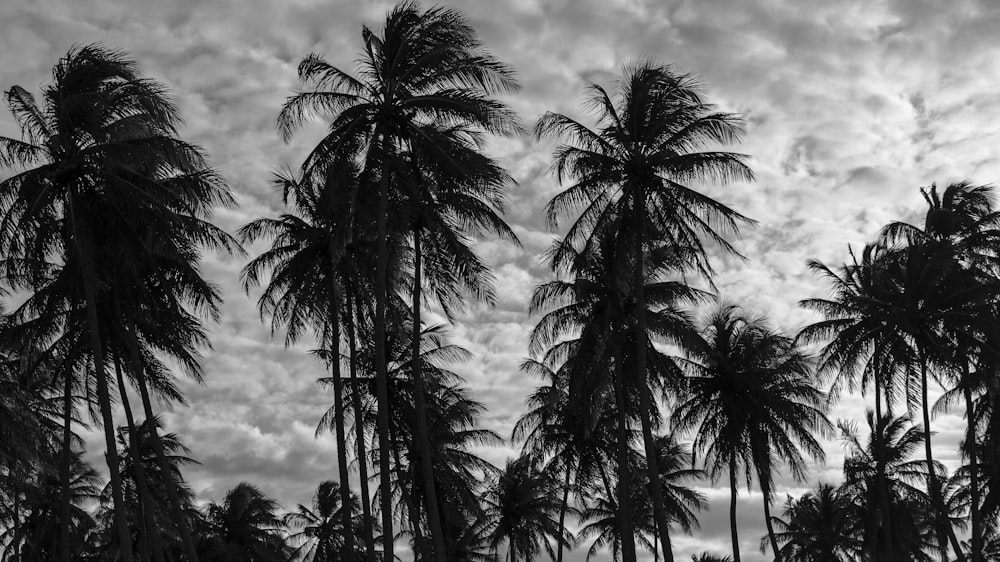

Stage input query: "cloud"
[{"left": 2, "top": 1, "right": 995, "bottom": 561}]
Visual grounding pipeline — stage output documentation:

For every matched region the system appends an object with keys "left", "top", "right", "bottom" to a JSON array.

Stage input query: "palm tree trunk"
[
  {"left": 612, "top": 357, "right": 638, "bottom": 562},
  {"left": 918, "top": 354, "right": 963, "bottom": 560},
  {"left": 329, "top": 278, "right": 357, "bottom": 558},
  {"left": 964, "top": 380, "right": 982, "bottom": 562},
  {"left": 375, "top": 141, "right": 395, "bottom": 562},
  {"left": 113, "top": 355, "right": 165, "bottom": 562},
  {"left": 729, "top": 452, "right": 741, "bottom": 562},
  {"left": 349, "top": 295, "right": 378, "bottom": 562},
  {"left": 556, "top": 462, "right": 573, "bottom": 562},
  {"left": 632, "top": 179, "right": 675, "bottom": 562},
  {"left": 873, "top": 369, "right": 896, "bottom": 562},
  {"left": 760, "top": 483, "right": 780, "bottom": 561},
  {"left": 124, "top": 328, "right": 200, "bottom": 562},
  {"left": 637, "top": 387, "right": 675, "bottom": 562},
  {"left": 69, "top": 194, "right": 134, "bottom": 562},
  {"left": 410, "top": 227, "right": 448, "bottom": 562},
  {"left": 59, "top": 369, "right": 73, "bottom": 562}
]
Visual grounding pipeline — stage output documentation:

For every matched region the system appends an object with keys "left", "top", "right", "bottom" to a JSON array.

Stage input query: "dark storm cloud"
[{"left": 3, "top": 1, "right": 997, "bottom": 560}]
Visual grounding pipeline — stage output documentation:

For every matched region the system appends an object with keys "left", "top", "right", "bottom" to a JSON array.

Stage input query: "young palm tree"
[
  {"left": 766, "top": 484, "right": 863, "bottom": 562},
  {"left": 284, "top": 481, "right": 365, "bottom": 562},
  {"left": 199, "top": 483, "right": 286, "bottom": 562},
  {"left": 483, "top": 455, "right": 570, "bottom": 562},
  {"left": 839, "top": 413, "right": 940, "bottom": 561},
  {"left": 276, "top": 5, "right": 520, "bottom": 558},
  {"left": 536, "top": 60, "right": 754, "bottom": 562},
  {"left": 672, "top": 303, "right": 830, "bottom": 562}
]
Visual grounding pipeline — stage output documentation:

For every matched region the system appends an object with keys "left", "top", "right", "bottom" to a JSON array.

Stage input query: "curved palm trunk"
[
  {"left": 612, "top": 358, "right": 638, "bottom": 562},
  {"left": 729, "top": 452, "right": 741, "bottom": 562},
  {"left": 759, "top": 482, "right": 780, "bottom": 561},
  {"left": 918, "top": 355, "right": 963, "bottom": 560},
  {"left": 60, "top": 368, "right": 73, "bottom": 562},
  {"left": 125, "top": 329, "right": 200, "bottom": 562},
  {"left": 873, "top": 370, "right": 896, "bottom": 562},
  {"left": 555, "top": 462, "right": 573, "bottom": 562},
  {"left": 113, "top": 356, "right": 164, "bottom": 562},
  {"left": 329, "top": 279, "right": 357, "bottom": 558},
  {"left": 349, "top": 296, "right": 378, "bottom": 562},
  {"left": 410, "top": 227, "right": 448, "bottom": 562},
  {"left": 71, "top": 196, "right": 134, "bottom": 562},
  {"left": 964, "top": 382, "right": 982, "bottom": 562},
  {"left": 632, "top": 181, "right": 675, "bottom": 562},
  {"left": 374, "top": 155, "right": 395, "bottom": 560}
]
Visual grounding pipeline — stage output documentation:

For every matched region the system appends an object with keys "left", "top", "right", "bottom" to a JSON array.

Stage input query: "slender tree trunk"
[
  {"left": 12, "top": 476, "right": 21, "bottom": 561},
  {"left": 349, "top": 295, "right": 378, "bottom": 562},
  {"left": 125, "top": 329, "right": 200, "bottom": 562},
  {"left": 114, "top": 356, "right": 164, "bottom": 562},
  {"left": 374, "top": 141, "right": 395, "bottom": 562},
  {"left": 612, "top": 358, "right": 638, "bottom": 562},
  {"left": 631, "top": 181, "right": 675, "bottom": 562},
  {"left": 329, "top": 279, "right": 357, "bottom": 558},
  {"left": 918, "top": 355, "right": 963, "bottom": 560},
  {"left": 69, "top": 194, "right": 134, "bottom": 562},
  {"left": 729, "top": 453, "right": 741, "bottom": 562},
  {"left": 760, "top": 483, "right": 780, "bottom": 561},
  {"left": 409, "top": 227, "right": 448, "bottom": 562},
  {"left": 60, "top": 368, "right": 73, "bottom": 562},
  {"left": 964, "top": 379, "right": 982, "bottom": 562},
  {"left": 637, "top": 387, "right": 675, "bottom": 562},
  {"left": 392, "top": 432, "right": 427, "bottom": 556},
  {"left": 874, "top": 370, "right": 895, "bottom": 562},
  {"left": 556, "top": 462, "right": 573, "bottom": 562}
]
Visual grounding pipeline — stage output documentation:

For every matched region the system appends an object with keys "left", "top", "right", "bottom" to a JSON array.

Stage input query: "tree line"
[{"left": 0, "top": 2, "right": 998, "bottom": 561}]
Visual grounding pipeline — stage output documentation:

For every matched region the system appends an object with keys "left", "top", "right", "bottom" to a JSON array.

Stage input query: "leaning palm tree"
[
  {"left": 0, "top": 45, "right": 236, "bottom": 562},
  {"left": 766, "top": 483, "right": 863, "bottom": 562},
  {"left": 536, "top": 60, "right": 754, "bottom": 562},
  {"left": 276, "top": 5, "right": 520, "bottom": 558},
  {"left": 672, "top": 303, "right": 830, "bottom": 562},
  {"left": 483, "top": 455, "right": 571, "bottom": 562},
  {"left": 199, "top": 483, "right": 286, "bottom": 562}
]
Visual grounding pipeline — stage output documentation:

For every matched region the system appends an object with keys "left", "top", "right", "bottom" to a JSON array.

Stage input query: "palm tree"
[
  {"left": 285, "top": 481, "right": 365, "bottom": 562},
  {"left": 483, "top": 455, "right": 570, "bottom": 562},
  {"left": 672, "top": 303, "right": 830, "bottom": 562},
  {"left": 276, "top": 5, "right": 520, "bottom": 558},
  {"left": 0, "top": 450, "right": 98, "bottom": 562},
  {"left": 199, "top": 483, "right": 286, "bottom": 562},
  {"left": 799, "top": 242, "right": 914, "bottom": 562},
  {"left": 0, "top": 44, "right": 236, "bottom": 562},
  {"left": 839, "top": 412, "right": 940, "bottom": 561},
  {"left": 880, "top": 182, "right": 1000, "bottom": 561},
  {"left": 536, "top": 60, "right": 754, "bottom": 562},
  {"left": 766, "top": 483, "right": 862, "bottom": 562},
  {"left": 691, "top": 554, "right": 732, "bottom": 562}
]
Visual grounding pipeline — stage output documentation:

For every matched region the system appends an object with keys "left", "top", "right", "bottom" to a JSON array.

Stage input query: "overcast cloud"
[{"left": 2, "top": 1, "right": 998, "bottom": 560}]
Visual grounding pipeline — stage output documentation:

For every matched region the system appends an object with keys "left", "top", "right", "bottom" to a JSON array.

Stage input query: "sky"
[{"left": 2, "top": 0, "right": 999, "bottom": 560}]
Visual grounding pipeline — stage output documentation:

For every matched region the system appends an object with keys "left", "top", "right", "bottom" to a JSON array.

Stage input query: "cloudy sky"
[{"left": 2, "top": 0, "right": 999, "bottom": 559}]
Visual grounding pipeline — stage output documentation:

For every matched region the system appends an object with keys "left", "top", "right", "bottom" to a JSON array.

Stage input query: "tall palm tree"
[
  {"left": 0, "top": 44, "right": 236, "bottom": 562},
  {"left": 199, "top": 483, "right": 286, "bottom": 562},
  {"left": 672, "top": 303, "right": 830, "bottom": 562},
  {"left": 276, "top": 5, "right": 520, "bottom": 558},
  {"left": 880, "top": 181, "right": 1000, "bottom": 561},
  {"left": 799, "top": 242, "right": 914, "bottom": 562},
  {"left": 483, "top": 455, "right": 569, "bottom": 562},
  {"left": 766, "top": 484, "right": 863, "bottom": 562},
  {"left": 536, "top": 60, "right": 754, "bottom": 562}
]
